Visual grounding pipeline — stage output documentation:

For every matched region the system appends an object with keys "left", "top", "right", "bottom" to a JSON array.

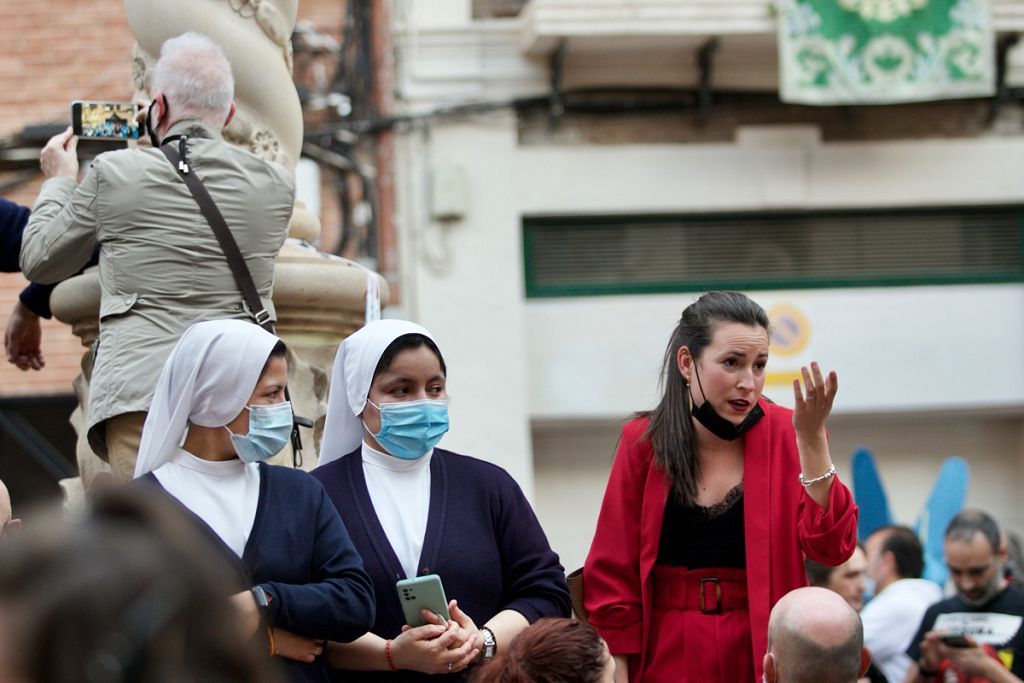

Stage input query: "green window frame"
[{"left": 523, "top": 206, "right": 1024, "bottom": 298}]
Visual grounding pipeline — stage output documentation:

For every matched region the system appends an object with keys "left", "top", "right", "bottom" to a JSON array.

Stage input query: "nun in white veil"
[
  {"left": 134, "top": 319, "right": 376, "bottom": 683},
  {"left": 312, "top": 319, "right": 570, "bottom": 680}
]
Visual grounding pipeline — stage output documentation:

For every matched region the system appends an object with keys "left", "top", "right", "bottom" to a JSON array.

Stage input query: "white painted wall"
[
  {"left": 527, "top": 285, "right": 1024, "bottom": 418},
  {"left": 395, "top": 113, "right": 538, "bottom": 493},
  {"left": 403, "top": 0, "right": 471, "bottom": 28},
  {"left": 514, "top": 135, "right": 1024, "bottom": 212}
]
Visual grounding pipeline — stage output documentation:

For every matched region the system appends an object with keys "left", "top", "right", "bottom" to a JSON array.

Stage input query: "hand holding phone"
[
  {"left": 940, "top": 633, "right": 972, "bottom": 648},
  {"left": 39, "top": 128, "right": 79, "bottom": 180},
  {"left": 397, "top": 574, "right": 451, "bottom": 628}
]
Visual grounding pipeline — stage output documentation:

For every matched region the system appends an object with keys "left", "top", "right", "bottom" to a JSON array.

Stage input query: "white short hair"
[{"left": 150, "top": 32, "right": 234, "bottom": 123}]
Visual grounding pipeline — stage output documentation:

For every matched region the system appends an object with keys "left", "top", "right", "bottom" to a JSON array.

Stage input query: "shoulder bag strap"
[{"left": 159, "top": 141, "right": 273, "bottom": 332}]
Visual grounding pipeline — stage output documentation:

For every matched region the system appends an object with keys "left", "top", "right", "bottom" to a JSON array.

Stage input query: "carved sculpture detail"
[
  {"left": 226, "top": 0, "right": 295, "bottom": 71},
  {"left": 124, "top": 0, "right": 302, "bottom": 170}
]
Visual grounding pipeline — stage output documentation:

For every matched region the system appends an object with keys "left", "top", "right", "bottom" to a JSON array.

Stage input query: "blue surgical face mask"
[
  {"left": 225, "top": 401, "right": 293, "bottom": 464},
  {"left": 365, "top": 398, "right": 450, "bottom": 460}
]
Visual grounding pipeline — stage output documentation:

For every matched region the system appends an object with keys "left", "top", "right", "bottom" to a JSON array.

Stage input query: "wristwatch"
[
  {"left": 251, "top": 585, "right": 272, "bottom": 626},
  {"left": 480, "top": 627, "right": 497, "bottom": 662}
]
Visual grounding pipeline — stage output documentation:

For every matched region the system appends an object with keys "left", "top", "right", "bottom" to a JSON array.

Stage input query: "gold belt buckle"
[{"left": 700, "top": 577, "right": 722, "bottom": 614}]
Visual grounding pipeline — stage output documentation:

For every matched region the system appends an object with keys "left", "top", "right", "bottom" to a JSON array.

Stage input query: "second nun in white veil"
[
  {"left": 312, "top": 319, "right": 571, "bottom": 681},
  {"left": 134, "top": 319, "right": 375, "bottom": 683}
]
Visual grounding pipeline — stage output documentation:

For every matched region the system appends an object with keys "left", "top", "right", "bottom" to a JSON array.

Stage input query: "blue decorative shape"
[
  {"left": 916, "top": 457, "right": 969, "bottom": 587},
  {"left": 852, "top": 447, "right": 892, "bottom": 542}
]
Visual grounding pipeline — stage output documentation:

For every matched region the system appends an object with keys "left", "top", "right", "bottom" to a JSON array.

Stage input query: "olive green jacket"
[{"left": 21, "top": 119, "right": 294, "bottom": 458}]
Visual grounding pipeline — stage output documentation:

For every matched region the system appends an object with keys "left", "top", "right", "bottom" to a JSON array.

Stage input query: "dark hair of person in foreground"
[
  {"left": 469, "top": 617, "right": 613, "bottom": 683},
  {"left": 0, "top": 486, "right": 282, "bottom": 683}
]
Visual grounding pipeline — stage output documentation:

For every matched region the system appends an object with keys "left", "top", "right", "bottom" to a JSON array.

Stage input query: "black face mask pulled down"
[{"left": 690, "top": 365, "right": 764, "bottom": 441}]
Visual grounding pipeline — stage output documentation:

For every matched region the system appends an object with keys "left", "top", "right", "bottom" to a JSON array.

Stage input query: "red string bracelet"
[
  {"left": 385, "top": 639, "right": 397, "bottom": 672},
  {"left": 266, "top": 627, "right": 277, "bottom": 656}
]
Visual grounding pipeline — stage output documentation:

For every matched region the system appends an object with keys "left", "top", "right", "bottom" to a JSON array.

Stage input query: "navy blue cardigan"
[
  {"left": 312, "top": 447, "right": 571, "bottom": 682},
  {"left": 141, "top": 462, "right": 376, "bottom": 683}
]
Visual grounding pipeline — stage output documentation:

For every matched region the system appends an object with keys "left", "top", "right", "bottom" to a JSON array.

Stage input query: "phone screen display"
[{"left": 71, "top": 101, "right": 142, "bottom": 140}]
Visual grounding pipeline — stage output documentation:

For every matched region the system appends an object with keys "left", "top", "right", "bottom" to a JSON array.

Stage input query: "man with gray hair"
[
  {"left": 21, "top": 33, "right": 294, "bottom": 482},
  {"left": 763, "top": 586, "right": 870, "bottom": 683}
]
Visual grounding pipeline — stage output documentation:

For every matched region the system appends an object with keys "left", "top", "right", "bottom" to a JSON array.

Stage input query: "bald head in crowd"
[
  {"left": 764, "top": 587, "right": 869, "bottom": 683},
  {"left": 0, "top": 478, "right": 20, "bottom": 537}
]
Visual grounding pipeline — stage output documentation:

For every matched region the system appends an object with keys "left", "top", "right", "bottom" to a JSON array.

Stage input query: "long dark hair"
[{"left": 642, "top": 291, "right": 769, "bottom": 505}]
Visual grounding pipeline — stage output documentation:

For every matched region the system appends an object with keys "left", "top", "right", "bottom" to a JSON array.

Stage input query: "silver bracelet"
[{"left": 799, "top": 464, "right": 836, "bottom": 487}]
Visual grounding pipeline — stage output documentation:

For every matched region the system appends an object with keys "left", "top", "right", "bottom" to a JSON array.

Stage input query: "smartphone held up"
[{"left": 71, "top": 101, "right": 142, "bottom": 141}]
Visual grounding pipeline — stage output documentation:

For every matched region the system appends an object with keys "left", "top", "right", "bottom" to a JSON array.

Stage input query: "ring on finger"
[{"left": 448, "top": 663, "right": 453, "bottom": 672}]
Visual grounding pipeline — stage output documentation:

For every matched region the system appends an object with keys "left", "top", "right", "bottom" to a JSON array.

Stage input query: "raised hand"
[
  {"left": 40, "top": 127, "right": 79, "bottom": 179},
  {"left": 792, "top": 362, "right": 839, "bottom": 509},
  {"left": 792, "top": 361, "right": 838, "bottom": 438}
]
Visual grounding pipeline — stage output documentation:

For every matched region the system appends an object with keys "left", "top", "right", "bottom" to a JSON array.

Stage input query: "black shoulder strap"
[{"left": 159, "top": 141, "right": 273, "bottom": 332}]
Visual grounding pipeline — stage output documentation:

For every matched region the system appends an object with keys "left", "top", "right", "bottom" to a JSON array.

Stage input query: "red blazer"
[{"left": 583, "top": 400, "right": 858, "bottom": 682}]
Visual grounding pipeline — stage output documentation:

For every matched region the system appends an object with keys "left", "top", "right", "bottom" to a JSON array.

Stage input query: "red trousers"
[{"left": 641, "top": 566, "right": 754, "bottom": 683}]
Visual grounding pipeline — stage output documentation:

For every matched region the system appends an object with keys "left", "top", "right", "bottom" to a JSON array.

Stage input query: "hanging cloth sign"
[{"left": 777, "top": 0, "right": 995, "bottom": 105}]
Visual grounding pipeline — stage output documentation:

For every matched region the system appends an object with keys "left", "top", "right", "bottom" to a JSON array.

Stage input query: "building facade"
[{"left": 388, "top": 0, "right": 1024, "bottom": 569}]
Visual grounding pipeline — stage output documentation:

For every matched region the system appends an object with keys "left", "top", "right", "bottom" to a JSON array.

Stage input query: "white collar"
[
  {"left": 171, "top": 448, "right": 249, "bottom": 476},
  {"left": 361, "top": 440, "right": 433, "bottom": 473}
]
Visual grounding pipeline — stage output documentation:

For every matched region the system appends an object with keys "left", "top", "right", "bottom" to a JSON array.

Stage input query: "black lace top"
[{"left": 657, "top": 483, "right": 746, "bottom": 568}]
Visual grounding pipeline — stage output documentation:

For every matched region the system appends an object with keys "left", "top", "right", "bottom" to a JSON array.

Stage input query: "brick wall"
[
  {"left": 0, "top": 0, "right": 134, "bottom": 397},
  {"left": 0, "top": 0, "right": 350, "bottom": 398}
]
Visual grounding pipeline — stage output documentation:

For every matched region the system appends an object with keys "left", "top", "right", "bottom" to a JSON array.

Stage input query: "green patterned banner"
[{"left": 778, "top": 0, "right": 994, "bottom": 104}]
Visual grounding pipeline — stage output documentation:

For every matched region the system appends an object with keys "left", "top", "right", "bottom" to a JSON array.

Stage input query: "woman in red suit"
[{"left": 583, "top": 291, "right": 858, "bottom": 683}]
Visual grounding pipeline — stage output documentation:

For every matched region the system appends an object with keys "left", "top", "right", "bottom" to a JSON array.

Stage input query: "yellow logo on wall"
[
  {"left": 766, "top": 304, "right": 811, "bottom": 387},
  {"left": 768, "top": 304, "right": 811, "bottom": 357}
]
